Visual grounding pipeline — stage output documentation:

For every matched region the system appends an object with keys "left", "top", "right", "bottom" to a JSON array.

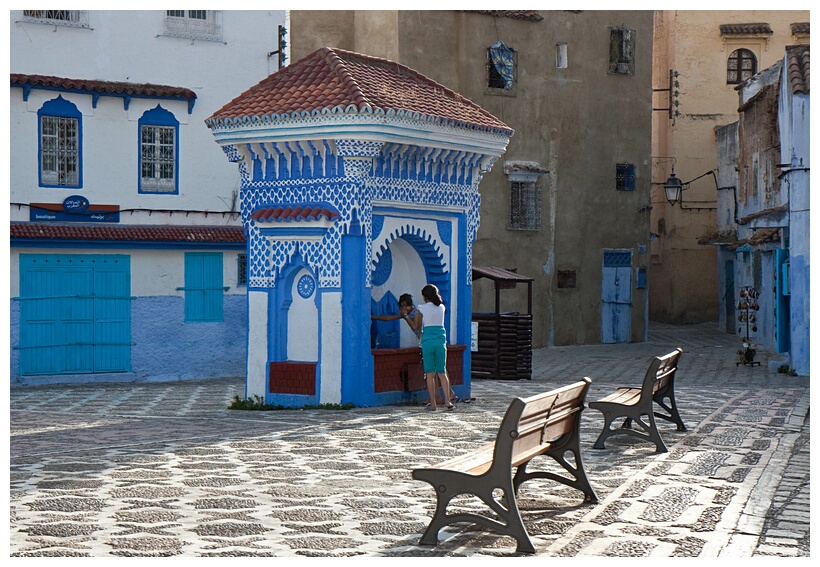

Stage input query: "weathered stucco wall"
[
  {"left": 649, "top": 10, "right": 809, "bottom": 324},
  {"left": 290, "top": 10, "right": 654, "bottom": 347}
]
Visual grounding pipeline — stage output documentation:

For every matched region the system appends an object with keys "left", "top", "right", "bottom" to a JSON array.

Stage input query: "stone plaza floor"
[{"left": 8, "top": 323, "right": 811, "bottom": 558}]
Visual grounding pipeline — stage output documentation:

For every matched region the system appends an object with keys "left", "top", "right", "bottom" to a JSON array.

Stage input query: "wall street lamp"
[{"left": 663, "top": 172, "right": 684, "bottom": 205}]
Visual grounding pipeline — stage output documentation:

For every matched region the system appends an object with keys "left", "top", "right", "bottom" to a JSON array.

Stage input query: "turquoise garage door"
[{"left": 18, "top": 254, "right": 131, "bottom": 375}]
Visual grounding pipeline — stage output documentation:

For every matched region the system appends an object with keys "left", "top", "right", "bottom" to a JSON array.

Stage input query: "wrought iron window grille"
[
  {"left": 21, "top": 10, "right": 90, "bottom": 29},
  {"left": 163, "top": 10, "right": 223, "bottom": 42},
  {"left": 509, "top": 181, "right": 541, "bottom": 230}
]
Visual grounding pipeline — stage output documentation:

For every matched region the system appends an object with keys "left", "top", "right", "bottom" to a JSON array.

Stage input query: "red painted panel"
[{"left": 269, "top": 361, "right": 317, "bottom": 395}]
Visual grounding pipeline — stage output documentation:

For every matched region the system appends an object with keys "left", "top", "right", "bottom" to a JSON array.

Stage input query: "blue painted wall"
[
  {"left": 132, "top": 295, "right": 247, "bottom": 380},
  {"left": 10, "top": 295, "right": 247, "bottom": 384}
]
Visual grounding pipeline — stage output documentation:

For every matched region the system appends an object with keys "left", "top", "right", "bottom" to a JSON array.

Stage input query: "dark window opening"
[
  {"left": 727, "top": 48, "right": 757, "bottom": 84},
  {"left": 237, "top": 254, "right": 248, "bottom": 286},
  {"left": 609, "top": 27, "right": 635, "bottom": 75},
  {"left": 486, "top": 41, "right": 517, "bottom": 95},
  {"left": 509, "top": 181, "right": 541, "bottom": 230},
  {"left": 557, "top": 270, "right": 577, "bottom": 289},
  {"left": 616, "top": 163, "right": 636, "bottom": 191}
]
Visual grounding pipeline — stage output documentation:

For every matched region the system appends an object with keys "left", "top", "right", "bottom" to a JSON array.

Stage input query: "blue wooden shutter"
[
  {"left": 184, "top": 252, "right": 224, "bottom": 322},
  {"left": 19, "top": 254, "right": 130, "bottom": 375},
  {"left": 94, "top": 262, "right": 132, "bottom": 371}
]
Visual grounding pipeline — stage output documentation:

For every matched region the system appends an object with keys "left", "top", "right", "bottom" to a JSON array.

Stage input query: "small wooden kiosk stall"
[{"left": 471, "top": 267, "right": 533, "bottom": 381}]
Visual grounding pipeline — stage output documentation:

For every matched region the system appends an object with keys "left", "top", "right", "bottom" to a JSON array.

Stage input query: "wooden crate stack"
[{"left": 471, "top": 313, "right": 532, "bottom": 380}]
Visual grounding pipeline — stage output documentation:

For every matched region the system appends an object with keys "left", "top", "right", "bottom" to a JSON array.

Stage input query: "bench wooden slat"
[
  {"left": 590, "top": 348, "right": 685, "bottom": 453},
  {"left": 412, "top": 378, "right": 598, "bottom": 554}
]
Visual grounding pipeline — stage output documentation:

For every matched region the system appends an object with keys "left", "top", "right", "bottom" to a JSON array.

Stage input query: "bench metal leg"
[
  {"left": 412, "top": 468, "right": 536, "bottom": 554},
  {"left": 653, "top": 386, "right": 686, "bottom": 431},
  {"left": 590, "top": 405, "right": 668, "bottom": 453},
  {"left": 514, "top": 430, "right": 599, "bottom": 504}
]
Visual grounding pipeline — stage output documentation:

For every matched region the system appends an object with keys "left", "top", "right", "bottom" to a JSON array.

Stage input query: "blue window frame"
[
  {"left": 38, "top": 96, "right": 82, "bottom": 188},
  {"left": 139, "top": 105, "right": 179, "bottom": 194},
  {"left": 184, "top": 252, "right": 225, "bottom": 322}
]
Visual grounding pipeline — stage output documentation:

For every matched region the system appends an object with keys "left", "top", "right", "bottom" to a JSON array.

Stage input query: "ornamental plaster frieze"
[
  {"left": 371, "top": 218, "right": 452, "bottom": 276},
  {"left": 231, "top": 137, "right": 496, "bottom": 187},
  {"left": 208, "top": 112, "right": 511, "bottom": 157}
]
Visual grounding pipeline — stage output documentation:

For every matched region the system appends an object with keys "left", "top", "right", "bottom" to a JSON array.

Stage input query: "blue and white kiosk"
[{"left": 207, "top": 47, "right": 512, "bottom": 407}]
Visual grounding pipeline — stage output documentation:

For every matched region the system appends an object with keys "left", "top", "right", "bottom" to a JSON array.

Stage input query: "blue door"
[
  {"left": 775, "top": 248, "right": 790, "bottom": 353},
  {"left": 19, "top": 254, "right": 131, "bottom": 375},
  {"left": 602, "top": 250, "right": 632, "bottom": 343}
]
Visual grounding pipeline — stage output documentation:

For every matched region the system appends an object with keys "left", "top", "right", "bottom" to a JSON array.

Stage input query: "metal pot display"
[{"left": 736, "top": 285, "right": 761, "bottom": 367}]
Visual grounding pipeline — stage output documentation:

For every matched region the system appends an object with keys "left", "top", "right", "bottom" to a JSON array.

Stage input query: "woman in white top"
[{"left": 417, "top": 284, "right": 453, "bottom": 411}]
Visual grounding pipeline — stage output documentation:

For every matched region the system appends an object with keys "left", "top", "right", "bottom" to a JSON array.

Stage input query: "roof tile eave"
[
  {"left": 10, "top": 73, "right": 197, "bottom": 100},
  {"left": 206, "top": 47, "right": 513, "bottom": 135},
  {"left": 10, "top": 223, "right": 245, "bottom": 244}
]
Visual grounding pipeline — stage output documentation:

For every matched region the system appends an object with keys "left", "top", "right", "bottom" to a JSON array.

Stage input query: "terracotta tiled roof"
[
  {"left": 727, "top": 228, "right": 781, "bottom": 250},
  {"left": 10, "top": 223, "right": 245, "bottom": 244},
  {"left": 206, "top": 47, "right": 513, "bottom": 135},
  {"left": 697, "top": 230, "right": 738, "bottom": 246},
  {"left": 739, "top": 205, "right": 788, "bottom": 225},
  {"left": 251, "top": 205, "right": 340, "bottom": 222},
  {"left": 504, "top": 161, "right": 549, "bottom": 174},
  {"left": 785, "top": 45, "right": 810, "bottom": 95},
  {"left": 719, "top": 23, "right": 773, "bottom": 36},
  {"left": 10, "top": 74, "right": 197, "bottom": 101},
  {"left": 791, "top": 22, "right": 810, "bottom": 35},
  {"left": 463, "top": 10, "right": 544, "bottom": 22}
]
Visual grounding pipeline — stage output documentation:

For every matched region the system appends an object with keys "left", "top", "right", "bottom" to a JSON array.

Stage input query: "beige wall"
[
  {"left": 291, "top": 10, "right": 654, "bottom": 346},
  {"left": 650, "top": 10, "right": 809, "bottom": 323}
]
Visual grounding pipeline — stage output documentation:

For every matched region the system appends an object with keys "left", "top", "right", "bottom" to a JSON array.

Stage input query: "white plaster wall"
[
  {"left": 320, "top": 291, "right": 343, "bottom": 404},
  {"left": 247, "top": 290, "right": 269, "bottom": 399},
  {"left": 9, "top": 9, "right": 285, "bottom": 221},
  {"left": 287, "top": 268, "right": 319, "bottom": 361},
  {"left": 371, "top": 237, "right": 426, "bottom": 348}
]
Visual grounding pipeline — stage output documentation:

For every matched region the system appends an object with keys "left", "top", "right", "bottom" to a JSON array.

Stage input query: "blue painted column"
[{"left": 340, "top": 211, "right": 374, "bottom": 405}]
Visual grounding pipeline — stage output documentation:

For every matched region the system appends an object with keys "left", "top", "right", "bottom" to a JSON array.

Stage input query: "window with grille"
[
  {"left": 164, "top": 10, "right": 222, "bottom": 41},
  {"left": 487, "top": 41, "right": 517, "bottom": 95},
  {"left": 237, "top": 254, "right": 248, "bottom": 286},
  {"left": 139, "top": 106, "right": 178, "bottom": 194},
  {"left": 616, "top": 163, "right": 636, "bottom": 191},
  {"left": 608, "top": 27, "right": 635, "bottom": 75},
  {"left": 509, "top": 181, "right": 541, "bottom": 230},
  {"left": 22, "top": 10, "right": 89, "bottom": 28},
  {"left": 727, "top": 48, "right": 757, "bottom": 84},
  {"left": 38, "top": 97, "right": 81, "bottom": 188}
]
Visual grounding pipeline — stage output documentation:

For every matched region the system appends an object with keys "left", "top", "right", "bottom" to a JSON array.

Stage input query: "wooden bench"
[
  {"left": 589, "top": 348, "right": 685, "bottom": 454},
  {"left": 412, "top": 379, "right": 598, "bottom": 554}
]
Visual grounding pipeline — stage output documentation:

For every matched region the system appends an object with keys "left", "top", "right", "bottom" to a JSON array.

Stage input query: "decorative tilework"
[{"left": 241, "top": 150, "right": 484, "bottom": 289}]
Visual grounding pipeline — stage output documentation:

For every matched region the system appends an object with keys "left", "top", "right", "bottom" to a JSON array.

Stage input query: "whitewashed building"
[{"left": 9, "top": 10, "right": 286, "bottom": 384}]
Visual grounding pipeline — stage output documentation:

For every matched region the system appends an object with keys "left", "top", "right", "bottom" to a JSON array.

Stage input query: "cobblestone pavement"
[{"left": 8, "top": 323, "right": 810, "bottom": 558}]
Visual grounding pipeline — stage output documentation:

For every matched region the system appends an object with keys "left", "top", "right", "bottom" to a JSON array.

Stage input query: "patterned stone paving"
[{"left": 8, "top": 323, "right": 810, "bottom": 557}]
